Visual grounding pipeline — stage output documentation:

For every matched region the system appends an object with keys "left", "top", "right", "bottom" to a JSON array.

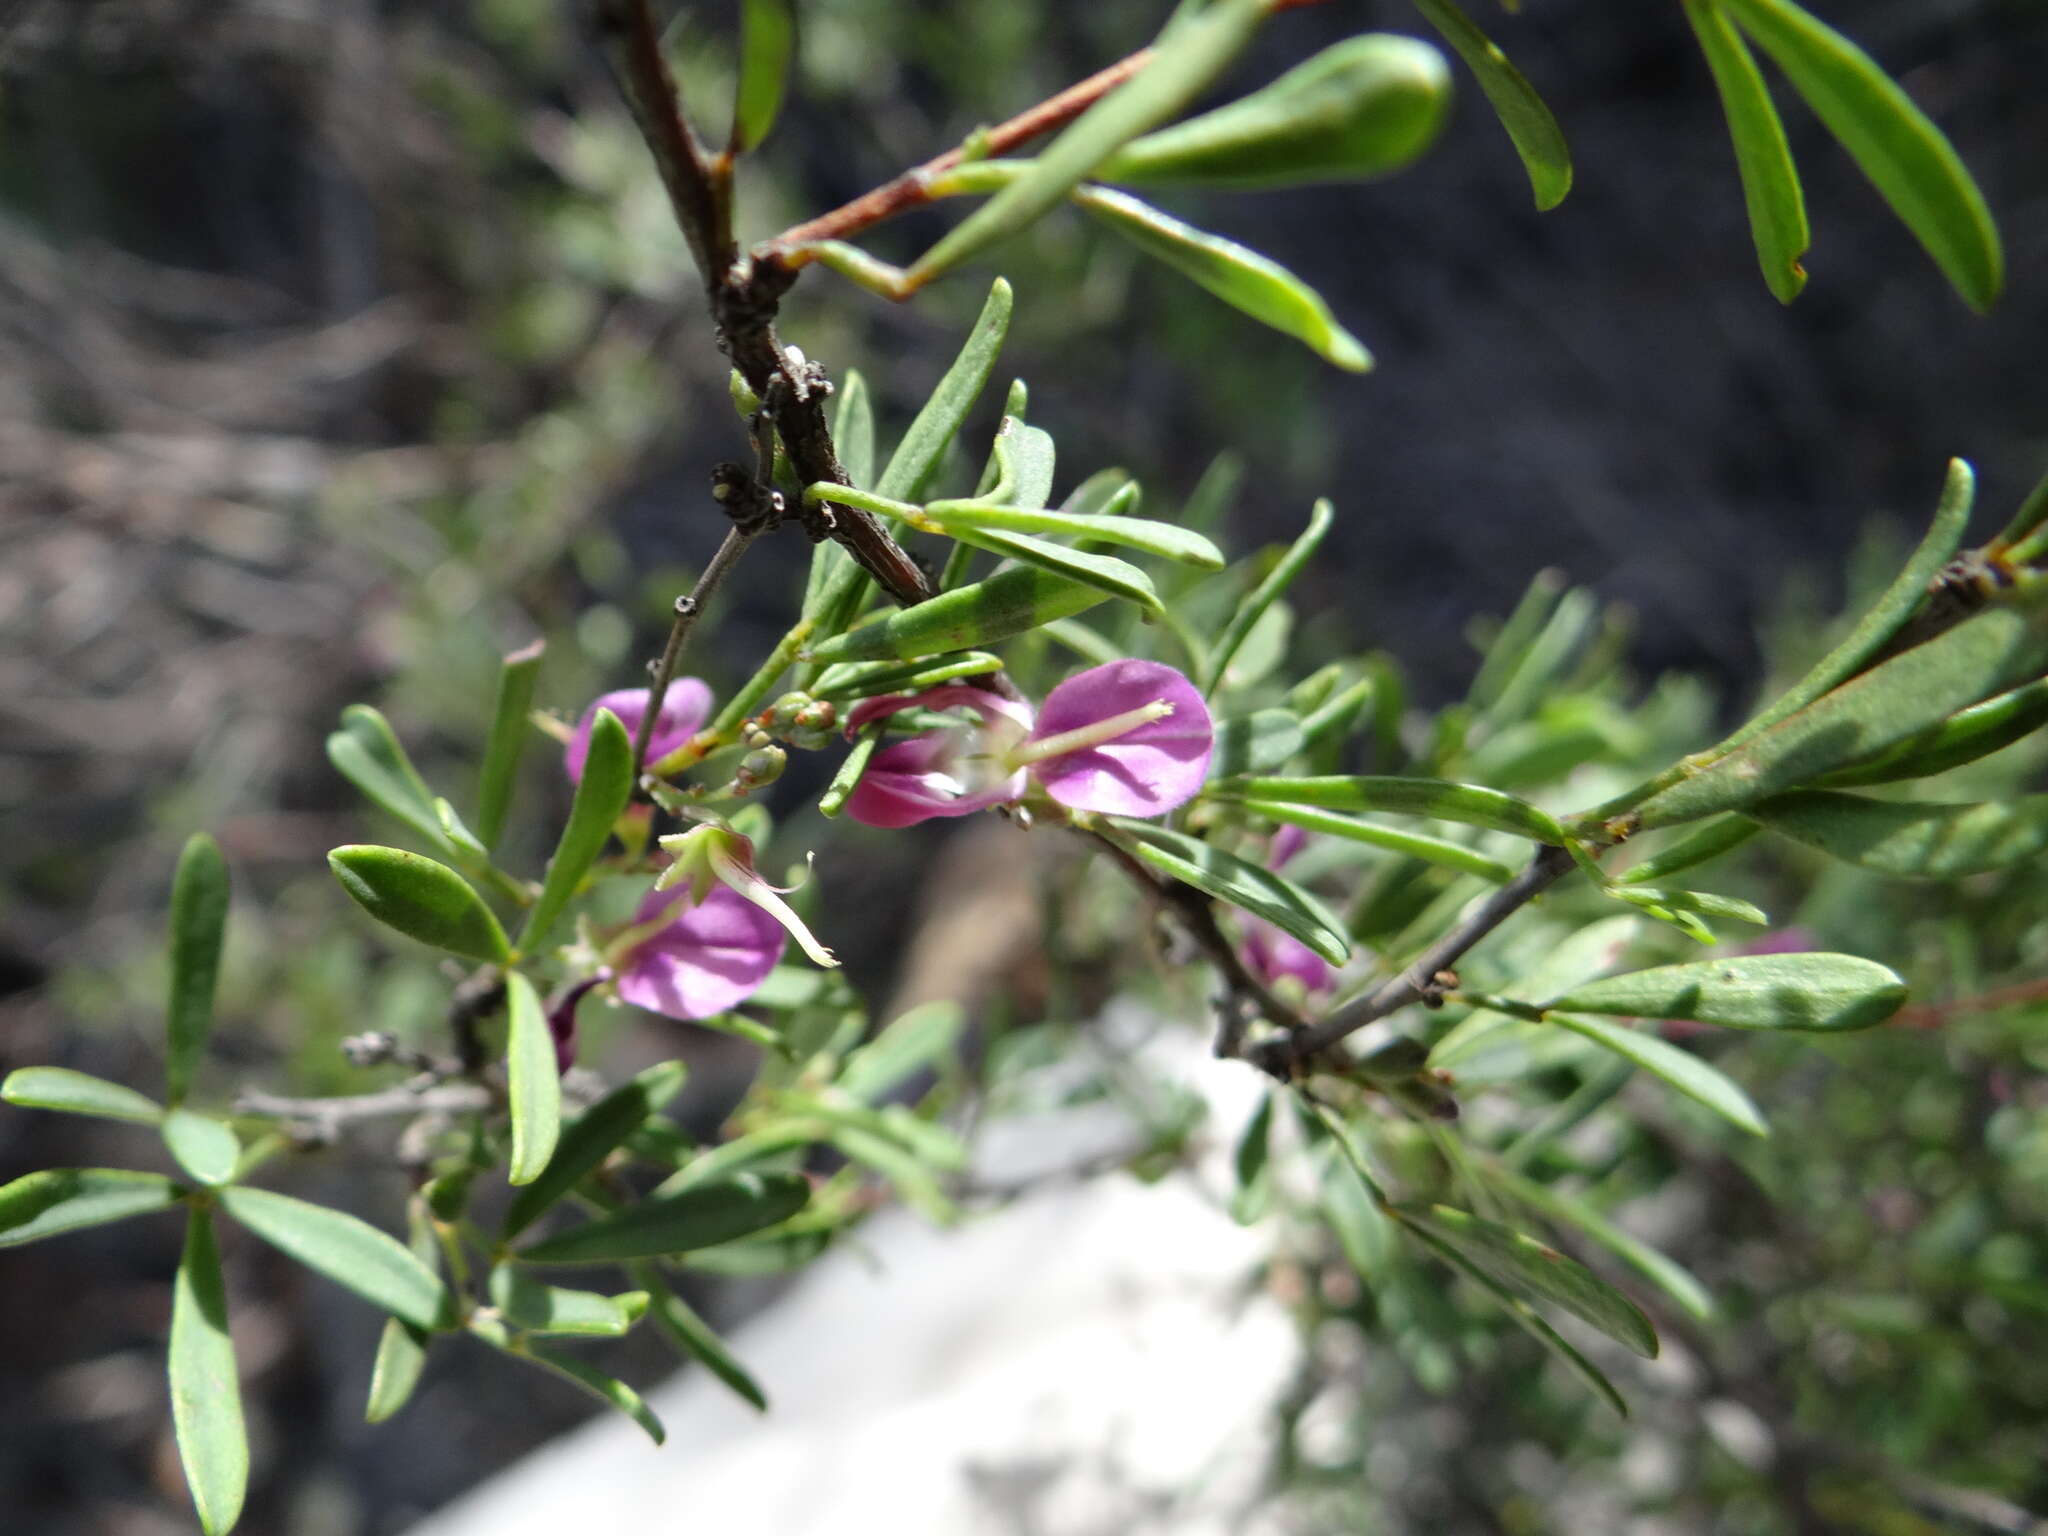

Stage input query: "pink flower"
[
  {"left": 844, "top": 662, "right": 1214, "bottom": 828},
  {"left": 610, "top": 882, "right": 786, "bottom": 1021},
  {"left": 566, "top": 683, "right": 713, "bottom": 783},
  {"left": 1241, "top": 825, "right": 1337, "bottom": 996}
]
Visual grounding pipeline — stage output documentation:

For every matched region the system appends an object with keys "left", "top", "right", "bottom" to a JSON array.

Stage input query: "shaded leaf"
[
  {"left": 489, "top": 1266, "right": 649, "bottom": 1336},
  {"left": 806, "top": 562, "right": 1117, "bottom": 664},
  {"left": 1749, "top": 788, "right": 2048, "bottom": 878},
  {"left": 502, "top": 1061, "right": 689, "bottom": 1240},
  {"left": 2, "top": 1067, "right": 162, "bottom": 1125},
  {"left": 837, "top": 1000, "right": 965, "bottom": 1103},
  {"left": 220, "top": 1186, "right": 453, "bottom": 1330},
  {"left": 1684, "top": 0, "right": 1809, "bottom": 302},
  {"left": 1615, "top": 816, "right": 1762, "bottom": 885},
  {"left": 1210, "top": 711, "right": 1306, "bottom": 778},
  {"left": 325, "top": 705, "right": 450, "bottom": 854},
  {"left": 166, "top": 832, "right": 230, "bottom": 1106},
  {"left": 161, "top": 1108, "right": 241, "bottom": 1187},
  {"left": 1229, "top": 1093, "right": 1275, "bottom": 1226},
  {"left": 169, "top": 1207, "right": 247, "bottom": 1536},
  {"left": 1206, "top": 500, "right": 1333, "bottom": 695},
  {"left": 1547, "top": 952, "right": 1906, "bottom": 1032},
  {"left": 811, "top": 652, "right": 1005, "bottom": 702},
  {"left": 1491, "top": 1168, "right": 1716, "bottom": 1321},
  {"left": 518, "top": 1171, "right": 810, "bottom": 1265},
  {"left": 517, "top": 707, "right": 632, "bottom": 953},
  {"left": 1225, "top": 774, "right": 1567, "bottom": 843},
  {"left": 1543, "top": 1011, "right": 1769, "bottom": 1137},
  {"left": 1108, "top": 820, "right": 1351, "bottom": 965},
  {"left": 924, "top": 499, "right": 1225, "bottom": 568},
  {"left": 504, "top": 972, "right": 560, "bottom": 1187},
  {"left": 632, "top": 1261, "right": 768, "bottom": 1410},
  {"left": 1411, "top": 0, "right": 1571, "bottom": 209},
  {"left": 1243, "top": 798, "right": 1516, "bottom": 883},
  {"left": 731, "top": 0, "right": 793, "bottom": 152},
  {"left": 945, "top": 525, "right": 1163, "bottom": 615},
  {"left": 328, "top": 846, "right": 510, "bottom": 963},
  {"left": 365, "top": 1319, "right": 429, "bottom": 1424},
  {"left": 0, "top": 1168, "right": 181, "bottom": 1248},
  {"left": 501, "top": 1339, "right": 665, "bottom": 1445},
  {"left": 1821, "top": 676, "right": 2048, "bottom": 787},
  {"left": 475, "top": 640, "right": 544, "bottom": 852}
]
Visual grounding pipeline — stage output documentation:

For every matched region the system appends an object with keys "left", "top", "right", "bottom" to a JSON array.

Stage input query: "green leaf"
[
  {"left": 1683, "top": 0, "right": 1810, "bottom": 302},
  {"left": 632, "top": 1262, "right": 768, "bottom": 1411},
  {"left": 365, "top": 1319, "right": 429, "bottom": 1424},
  {"left": 1722, "top": 0, "right": 2002, "bottom": 310},
  {"left": 1820, "top": 676, "right": 2048, "bottom": 787},
  {"left": 1490, "top": 1168, "right": 1716, "bottom": 1322},
  {"left": 475, "top": 640, "right": 544, "bottom": 852},
  {"left": 907, "top": 0, "right": 1267, "bottom": 286},
  {"left": 169, "top": 1207, "right": 247, "bottom": 1536},
  {"left": 1406, "top": 1217, "right": 1628, "bottom": 1414},
  {"left": 0, "top": 1168, "right": 181, "bottom": 1248},
  {"left": 1108, "top": 819, "right": 1351, "bottom": 966},
  {"left": 806, "top": 562, "right": 1118, "bottom": 664},
  {"left": 1229, "top": 1093, "right": 1275, "bottom": 1226},
  {"left": 2, "top": 1066, "right": 163, "bottom": 1124},
  {"left": 1729, "top": 459, "right": 1975, "bottom": 751},
  {"left": 1749, "top": 789, "right": 2048, "bottom": 879},
  {"left": 1547, "top": 952, "right": 1906, "bottom": 1032},
  {"left": 504, "top": 972, "right": 560, "bottom": 1187},
  {"left": 326, "top": 705, "right": 451, "bottom": 854},
  {"left": 923, "top": 499, "right": 1225, "bottom": 568},
  {"left": 489, "top": 1266, "right": 649, "bottom": 1336},
  {"left": 942, "top": 525, "right": 1162, "bottom": 615},
  {"left": 837, "top": 1000, "right": 965, "bottom": 1103},
  {"left": 826, "top": 1123, "right": 956, "bottom": 1222},
  {"left": 1061, "top": 468, "right": 1138, "bottom": 517},
  {"left": 731, "top": 0, "right": 793, "bottom": 152},
  {"left": 1628, "top": 597, "right": 2048, "bottom": 830},
  {"left": 328, "top": 845, "right": 510, "bottom": 963},
  {"left": 819, "top": 728, "right": 883, "bottom": 818},
  {"left": 1099, "top": 33, "right": 1451, "bottom": 189},
  {"left": 1615, "top": 816, "right": 1762, "bottom": 885},
  {"left": 877, "top": 277, "right": 1013, "bottom": 504},
  {"left": 1242, "top": 799, "right": 1517, "bottom": 883},
  {"left": 161, "top": 1108, "right": 242, "bottom": 1187},
  {"left": 1541, "top": 1011, "right": 1769, "bottom": 1137},
  {"left": 1078, "top": 188, "right": 1369, "bottom": 370},
  {"left": 830, "top": 367, "right": 876, "bottom": 491},
  {"left": 1206, "top": 500, "right": 1334, "bottom": 695},
  {"left": 1225, "top": 774, "right": 1567, "bottom": 844},
  {"left": 1411, "top": 0, "right": 1571, "bottom": 210},
  {"left": 517, "top": 1171, "right": 810, "bottom": 1265},
  {"left": 220, "top": 1186, "right": 453, "bottom": 1330},
  {"left": 983, "top": 409, "right": 1057, "bottom": 509},
  {"left": 499, "top": 1338, "right": 665, "bottom": 1445},
  {"left": 1210, "top": 711, "right": 1306, "bottom": 779},
  {"left": 1609, "top": 885, "right": 1768, "bottom": 929},
  {"left": 517, "top": 706, "right": 632, "bottom": 953},
  {"left": 166, "top": 832, "right": 230, "bottom": 1106},
  {"left": 502, "top": 1061, "right": 689, "bottom": 1240},
  {"left": 811, "top": 652, "right": 1006, "bottom": 702},
  {"left": 1393, "top": 1203, "right": 1658, "bottom": 1357}
]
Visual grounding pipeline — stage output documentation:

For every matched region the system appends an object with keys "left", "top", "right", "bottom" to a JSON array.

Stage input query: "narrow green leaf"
[
  {"left": 1683, "top": 0, "right": 1810, "bottom": 302},
  {"left": 731, "top": 0, "right": 793, "bottom": 152},
  {"left": 1210, "top": 711, "right": 1306, "bottom": 778},
  {"left": 1548, "top": 951, "right": 1906, "bottom": 1032},
  {"left": 1108, "top": 819, "right": 1351, "bottom": 966},
  {"left": 328, "top": 845, "right": 510, "bottom": 963},
  {"left": 1628, "top": 596, "right": 2048, "bottom": 830},
  {"left": 1225, "top": 774, "right": 1567, "bottom": 844},
  {"left": 1411, "top": 0, "right": 1572, "bottom": 209},
  {"left": 170, "top": 1207, "right": 247, "bottom": 1536},
  {"left": 1394, "top": 1203, "right": 1658, "bottom": 1357},
  {"left": 1615, "top": 816, "right": 1762, "bottom": 885},
  {"left": 365, "top": 1319, "right": 429, "bottom": 1424},
  {"left": 632, "top": 1262, "right": 768, "bottom": 1411},
  {"left": 489, "top": 1266, "right": 649, "bottom": 1336},
  {"left": 837, "top": 1000, "right": 965, "bottom": 1103},
  {"left": 819, "top": 728, "right": 883, "bottom": 818},
  {"left": 1609, "top": 886, "right": 1768, "bottom": 928},
  {"left": 826, "top": 1123, "right": 956, "bottom": 1222},
  {"left": 812, "top": 653, "right": 1006, "bottom": 702},
  {"left": 1229, "top": 1093, "right": 1275, "bottom": 1226},
  {"left": 161, "top": 1108, "right": 242, "bottom": 1187},
  {"left": 1078, "top": 188, "right": 1369, "bottom": 370},
  {"left": 1468, "top": 569, "right": 1564, "bottom": 710},
  {"left": 1729, "top": 459, "right": 1975, "bottom": 751},
  {"left": 1821, "top": 675, "right": 2048, "bottom": 787},
  {"left": 476, "top": 640, "right": 544, "bottom": 852},
  {"left": 1243, "top": 799, "right": 1517, "bottom": 883},
  {"left": 942, "top": 524, "right": 1162, "bottom": 615},
  {"left": 1542, "top": 1011, "right": 1769, "bottom": 1137},
  {"left": 1099, "top": 33, "right": 1451, "bottom": 189},
  {"left": 1490, "top": 1168, "right": 1716, "bottom": 1321},
  {"left": 907, "top": 0, "right": 1267, "bottom": 286},
  {"left": 517, "top": 1171, "right": 810, "bottom": 1265},
  {"left": 877, "top": 278, "right": 1013, "bottom": 504},
  {"left": 1061, "top": 468, "right": 1138, "bottom": 517},
  {"left": 504, "top": 1341, "right": 665, "bottom": 1444},
  {"left": 1206, "top": 500, "right": 1334, "bottom": 695},
  {"left": 831, "top": 368, "right": 876, "bottom": 491},
  {"left": 220, "top": 1186, "right": 453, "bottom": 1330},
  {"left": 166, "top": 832, "right": 230, "bottom": 1106},
  {"left": 1399, "top": 1218, "right": 1628, "bottom": 1414},
  {"left": 502, "top": 1061, "right": 689, "bottom": 1240},
  {"left": 1722, "top": 0, "right": 2002, "bottom": 310},
  {"left": 0, "top": 1168, "right": 181, "bottom": 1248},
  {"left": 3, "top": 1067, "right": 162, "bottom": 1125},
  {"left": 1749, "top": 788, "right": 2048, "bottom": 878},
  {"left": 504, "top": 972, "right": 560, "bottom": 1187},
  {"left": 806, "top": 563, "right": 1117, "bottom": 664},
  {"left": 326, "top": 705, "right": 451, "bottom": 854},
  {"left": 925, "top": 499, "right": 1226, "bottom": 568},
  {"left": 984, "top": 410, "right": 1057, "bottom": 509},
  {"left": 517, "top": 707, "right": 632, "bottom": 953},
  {"left": 1480, "top": 590, "right": 1597, "bottom": 730}
]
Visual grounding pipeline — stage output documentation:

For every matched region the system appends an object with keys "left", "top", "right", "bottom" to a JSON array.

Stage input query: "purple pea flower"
[
  {"left": 1241, "top": 824, "right": 1337, "bottom": 996},
  {"left": 609, "top": 882, "right": 787, "bottom": 1022},
  {"left": 566, "top": 682, "right": 713, "bottom": 783},
  {"left": 843, "top": 661, "right": 1214, "bottom": 828}
]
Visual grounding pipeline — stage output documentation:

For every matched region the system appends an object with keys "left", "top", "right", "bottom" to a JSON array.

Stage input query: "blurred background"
[{"left": 3, "top": 0, "right": 2046, "bottom": 1531}]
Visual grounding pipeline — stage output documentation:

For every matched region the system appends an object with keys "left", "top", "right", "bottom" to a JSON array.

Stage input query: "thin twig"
[
  {"left": 236, "top": 1082, "right": 495, "bottom": 1135},
  {"left": 632, "top": 523, "right": 759, "bottom": 779},
  {"left": 1255, "top": 843, "right": 1579, "bottom": 1077},
  {"left": 1893, "top": 973, "right": 2048, "bottom": 1030}
]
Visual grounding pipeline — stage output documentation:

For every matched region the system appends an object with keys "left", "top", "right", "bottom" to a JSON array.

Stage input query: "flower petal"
[
  {"left": 1269, "top": 823, "right": 1309, "bottom": 870},
  {"left": 1244, "top": 919, "right": 1337, "bottom": 996},
  {"left": 613, "top": 886, "right": 785, "bottom": 1021},
  {"left": 567, "top": 682, "right": 713, "bottom": 782},
  {"left": 1030, "top": 660, "right": 1214, "bottom": 817},
  {"left": 845, "top": 684, "right": 1035, "bottom": 738},
  {"left": 845, "top": 736, "right": 1027, "bottom": 828}
]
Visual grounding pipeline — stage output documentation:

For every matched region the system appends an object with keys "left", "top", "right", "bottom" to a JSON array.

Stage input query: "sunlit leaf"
[
  {"left": 166, "top": 832, "right": 230, "bottom": 1106},
  {"left": 0, "top": 1168, "right": 181, "bottom": 1249},
  {"left": 2, "top": 1067, "right": 162, "bottom": 1125},
  {"left": 1411, "top": 0, "right": 1571, "bottom": 209},
  {"left": 1206, "top": 500, "right": 1333, "bottom": 695},
  {"left": 806, "top": 563, "right": 1118, "bottom": 664},
  {"left": 169, "top": 1207, "right": 247, "bottom": 1536},
  {"left": 923, "top": 499, "right": 1225, "bottom": 568},
  {"left": 1210, "top": 711, "right": 1306, "bottom": 779},
  {"left": 517, "top": 1171, "right": 811, "bottom": 1265},
  {"left": 1684, "top": 0, "right": 1809, "bottom": 302},
  {"left": 328, "top": 845, "right": 510, "bottom": 963},
  {"left": 504, "top": 972, "right": 560, "bottom": 1187},
  {"left": 221, "top": 1186, "right": 453, "bottom": 1330},
  {"left": 632, "top": 1261, "right": 768, "bottom": 1410},
  {"left": 837, "top": 1001, "right": 965, "bottom": 1103},
  {"left": 1749, "top": 788, "right": 2048, "bottom": 878},
  {"left": 365, "top": 1319, "right": 429, "bottom": 1424},
  {"left": 489, "top": 1266, "right": 649, "bottom": 1336},
  {"left": 517, "top": 706, "right": 632, "bottom": 953},
  {"left": 1541, "top": 1011, "right": 1769, "bottom": 1136},
  {"left": 1224, "top": 774, "right": 1567, "bottom": 843},
  {"left": 325, "top": 705, "right": 451, "bottom": 854},
  {"left": 1547, "top": 952, "right": 1906, "bottom": 1032},
  {"left": 945, "top": 525, "right": 1163, "bottom": 615},
  {"left": 1108, "top": 819, "right": 1351, "bottom": 965},
  {"left": 1820, "top": 676, "right": 2048, "bottom": 786},
  {"left": 161, "top": 1109, "right": 241, "bottom": 1187},
  {"left": 731, "top": 0, "right": 793, "bottom": 153},
  {"left": 1243, "top": 799, "right": 1516, "bottom": 883},
  {"left": 476, "top": 640, "right": 544, "bottom": 852},
  {"left": 1490, "top": 1167, "right": 1716, "bottom": 1321}
]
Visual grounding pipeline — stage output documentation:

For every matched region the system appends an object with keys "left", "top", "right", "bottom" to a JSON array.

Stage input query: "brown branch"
[
  {"left": 1893, "top": 974, "right": 2048, "bottom": 1030},
  {"left": 1254, "top": 843, "right": 1579, "bottom": 1078}
]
